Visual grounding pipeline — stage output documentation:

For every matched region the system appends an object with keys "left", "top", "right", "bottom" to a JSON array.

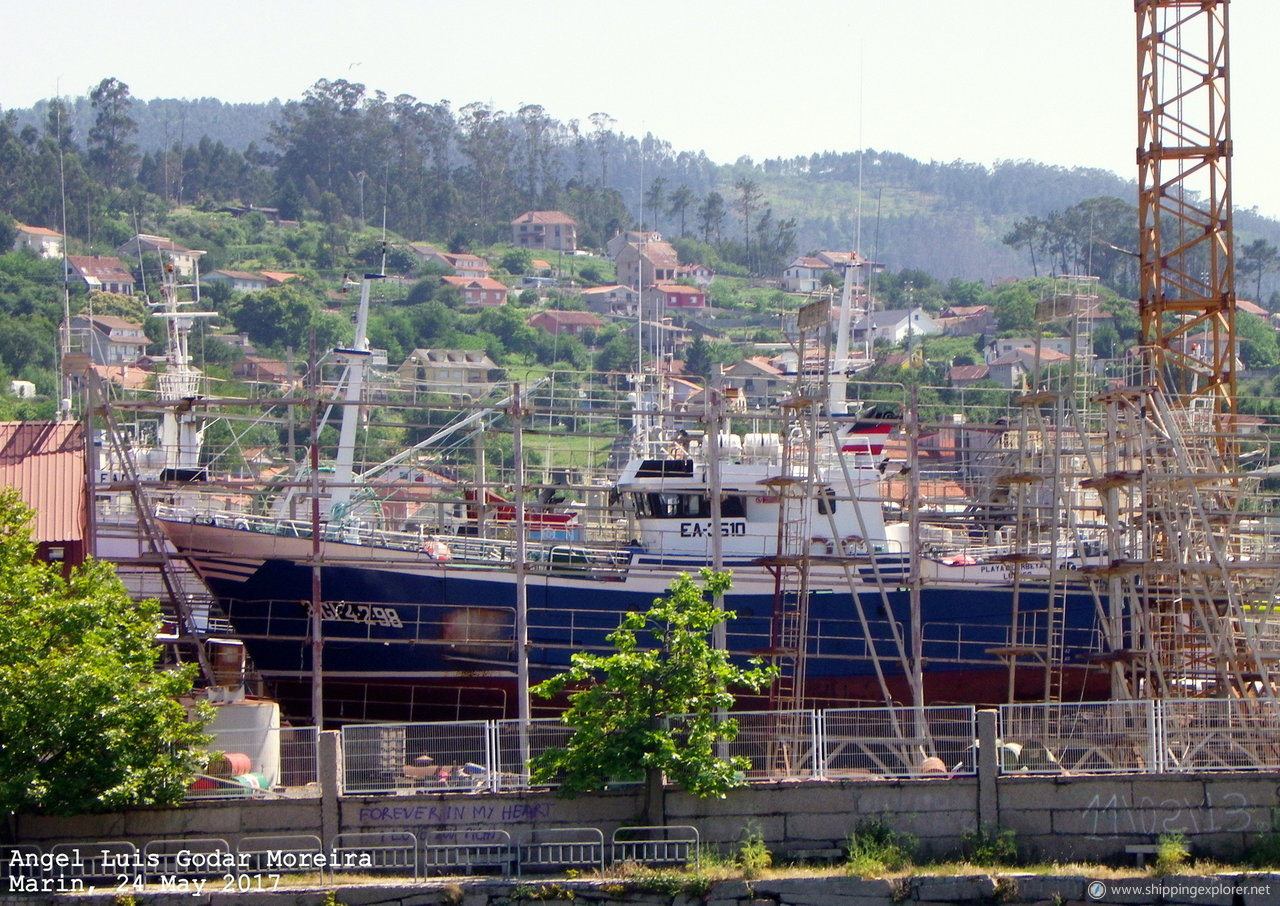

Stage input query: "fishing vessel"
[{"left": 142, "top": 273, "right": 1227, "bottom": 726}]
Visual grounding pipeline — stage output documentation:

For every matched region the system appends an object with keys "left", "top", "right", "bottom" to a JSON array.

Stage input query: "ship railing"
[{"left": 154, "top": 503, "right": 633, "bottom": 575}]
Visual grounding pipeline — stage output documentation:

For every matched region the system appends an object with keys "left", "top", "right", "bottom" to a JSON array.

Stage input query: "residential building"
[
  {"left": 69, "top": 314, "right": 150, "bottom": 365},
  {"left": 527, "top": 310, "right": 603, "bottom": 336},
  {"left": 781, "top": 250, "right": 876, "bottom": 293},
  {"left": 644, "top": 283, "right": 706, "bottom": 310},
  {"left": 396, "top": 349, "right": 504, "bottom": 396},
  {"left": 115, "top": 234, "right": 205, "bottom": 277},
  {"left": 606, "top": 230, "right": 662, "bottom": 259},
  {"left": 936, "top": 305, "right": 996, "bottom": 337},
  {"left": 64, "top": 255, "right": 136, "bottom": 295},
  {"left": 441, "top": 275, "right": 510, "bottom": 306},
  {"left": 259, "top": 271, "right": 301, "bottom": 286},
  {"left": 615, "top": 241, "right": 680, "bottom": 289},
  {"left": 203, "top": 270, "right": 270, "bottom": 292},
  {"left": 511, "top": 211, "right": 578, "bottom": 252},
  {"left": 580, "top": 284, "right": 640, "bottom": 316},
  {"left": 233, "top": 356, "right": 295, "bottom": 386},
  {"left": 782, "top": 256, "right": 832, "bottom": 293},
  {"left": 984, "top": 336, "right": 1074, "bottom": 362},
  {"left": 721, "top": 356, "right": 787, "bottom": 408},
  {"left": 417, "top": 250, "right": 492, "bottom": 279},
  {"left": 676, "top": 263, "right": 715, "bottom": 288},
  {"left": 948, "top": 364, "right": 992, "bottom": 388},
  {"left": 12, "top": 223, "right": 63, "bottom": 258},
  {"left": 852, "top": 307, "right": 942, "bottom": 346}
]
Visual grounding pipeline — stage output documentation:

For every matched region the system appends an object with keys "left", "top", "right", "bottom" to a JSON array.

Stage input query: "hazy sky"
[{"left": 7, "top": 1, "right": 1279, "bottom": 217}]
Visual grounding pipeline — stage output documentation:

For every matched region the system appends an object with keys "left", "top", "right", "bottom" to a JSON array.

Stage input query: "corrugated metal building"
[{"left": 0, "top": 421, "right": 86, "bottom": 570}]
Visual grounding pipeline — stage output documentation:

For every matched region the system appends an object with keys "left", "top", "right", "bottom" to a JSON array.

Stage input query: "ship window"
[
  {"left": 722, "top": 495, "right": 747, "bottom": 517},
  {"left": 816, "top": 488, "right": 838, "bottom": 515},
  {"left": 635, "top": 492, "right": 714, "bottom": 519}
]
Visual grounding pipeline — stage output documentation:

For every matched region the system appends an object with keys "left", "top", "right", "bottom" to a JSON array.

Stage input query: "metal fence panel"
[
  {"left": 518, "top": 827, "right": 605, "bottom": 876},
  {"left": 331, "top": 832, "right": 418, "bottom": 879},
  {"left": 235, "top": 834, "right": 324, "bottom": 874},
  {"left": 821, "top": 705, "right": 977, "bottom": 778},
  {"left": 998, "top": 700, "right": 1157, "bottom": 774},
  {"left": 47, "top": 842, "right": 138, "bottom": 883},
  {"left": 141, "top": 838, "right": 233, "bottom": 882},
  {"left": 279, "top": 726, "right": 320, "bottom": 790},
  {"left": 422, "top": 829, "right": 515, "bottom": 877},
  {"left": 694, "top": 710, "right": 819, "bottom": 781},
  {"left": 493, "top": 717, "right": 576, "bottom": 791},
  {"left": 1162, "top": 698, "right": 1280, "bottom": 772},
  {"left": 610, "top": 825, "right": 699, "bottom": 867},
  {"left": 342, "top": 721, "right": 492, "bottom": 795}
]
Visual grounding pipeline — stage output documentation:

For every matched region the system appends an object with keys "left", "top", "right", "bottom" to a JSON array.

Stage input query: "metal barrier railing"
[
  {"left": 611, "top": 826, "right": 699, "bottom": 867},
  {"left": 331, "top": 832, "right": 419, "bottom": 878},
  {"left": 236, "top": 834, "right": 324, "bottom": 875},
  {"left": 48, "top": 841, "right": 138, "bottom": 882},
  {"left": 141, "top": 837, "right": 233, "bottom": 882},
  {"left": 9, "top": 824, "right": 704, "bottom": 886},
  {"left": 322, "top": 698, "right": 1280, "bottom": 798},
  {"left": 422, "top": 829, "right": 516, "bottom": 877},
  {"left": 518, "top": 827, "right": 605, "bottom": 877},
  {"left": 187, "top": 725, "right": 319, "bottom": 801}
]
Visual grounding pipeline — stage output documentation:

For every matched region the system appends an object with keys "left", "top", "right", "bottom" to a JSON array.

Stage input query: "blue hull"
[{"left": 172, "top": 521, "right": 1109, "bottom": 721}]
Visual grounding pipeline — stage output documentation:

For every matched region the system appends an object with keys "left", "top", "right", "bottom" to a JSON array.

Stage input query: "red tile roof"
[{"left": 512, "top": 210, "right": 577, "bottom": 225}]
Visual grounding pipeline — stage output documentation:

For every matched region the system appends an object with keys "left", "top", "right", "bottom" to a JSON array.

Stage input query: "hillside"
[{"left": 5, "top": 80, "right": 1280, "bottom": 297}]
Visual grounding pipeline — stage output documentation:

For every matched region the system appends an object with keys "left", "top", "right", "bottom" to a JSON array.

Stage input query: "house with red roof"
[
  {"left": 441, "top": 275, "right": 511, "bottom": 306},
  {"left": 69, "top": 314, "right": 150, "bottom": 365},
  {"left": 116, "top": 233, "right": 205, "bottom": 277},
  {"left": 511, "top": 211, "right": 578, "bottom": 252},
  {"left": 65, "top": 255, "right": 136, "bottom": 295},
  {"left": 12, "top": 223, "right": 63, "bottom": 259},
  {"left": 527, "top": 310, "right": 604, "bottom": 336},
  {"left": 645, "top": 283, "right": 706, "bottom": 310},
  {"left": 616, "top": 241, "right": 680, "bottom": 289}
]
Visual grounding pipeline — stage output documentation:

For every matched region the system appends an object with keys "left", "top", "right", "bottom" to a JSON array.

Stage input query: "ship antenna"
[{"left": 56, "top": 83, "right": 73, "bottom": 420}]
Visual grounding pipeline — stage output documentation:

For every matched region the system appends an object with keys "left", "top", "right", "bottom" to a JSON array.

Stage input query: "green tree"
[
  {"left": 993, "top": 282, "right": 1038, "bottom": 332},
  {"left": 1239, "top": 238, "right": 1279, "bottom": 307},
  {"left": 697, "top": 191, "right": 727, "bottom": 244},
  {"left": 1237, "top": 311, "right": 1280, "bottom": 369},
  {"left": 0, "top": 490, "right": 207, "bottom": 820},
  {"left": 734, "top": 178, "right": 765, "bottom": 272},
  {"left": 87, "top": 77, "right": 138, "bottom": 187},
  {"left": 683, "top": 334, "right": 714, "bottom": 378},
  {"left": 529, "top": 570, "right": 777, "bottom": 823},
  {"left": 666, "top": 185, "right": 695, "bottom": 237}
]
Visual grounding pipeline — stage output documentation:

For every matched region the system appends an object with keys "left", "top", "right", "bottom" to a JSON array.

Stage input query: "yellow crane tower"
[{"left": 1136, "top": 0, "right": 1235, "bottom": 415}]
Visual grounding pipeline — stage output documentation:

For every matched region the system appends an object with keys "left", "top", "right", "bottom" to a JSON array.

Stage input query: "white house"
[
  {"left": 12, "top": 224, "right": 63, "bottom": 259},
  {"left": 852, "top": 307, "right": 942, "bottom": 346}
]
